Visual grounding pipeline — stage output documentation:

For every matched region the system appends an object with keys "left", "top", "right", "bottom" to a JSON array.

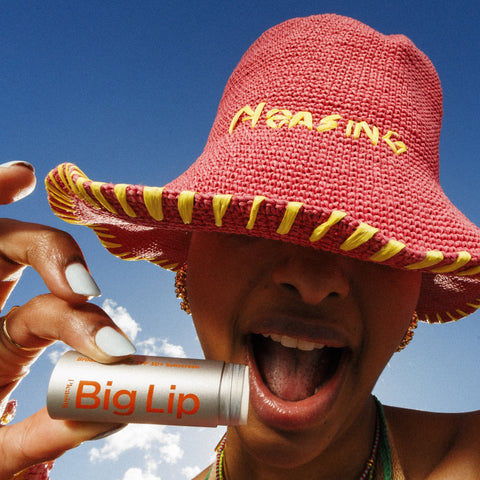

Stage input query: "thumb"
[
  {"left": 0, "top": 162, "right": 36, "bottom": 204},
  {"left": 0, "top": 406, "right": 121, "bottom": 479}
]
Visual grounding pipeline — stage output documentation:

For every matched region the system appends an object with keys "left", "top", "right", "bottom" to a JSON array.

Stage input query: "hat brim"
[{"left": 46, "top": 163, "right": 480, "bottom": 324}]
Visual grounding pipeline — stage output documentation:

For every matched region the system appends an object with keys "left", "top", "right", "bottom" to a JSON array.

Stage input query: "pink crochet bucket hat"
[{"left": 46, "top": 14, "right": 480, "bottom": 324}]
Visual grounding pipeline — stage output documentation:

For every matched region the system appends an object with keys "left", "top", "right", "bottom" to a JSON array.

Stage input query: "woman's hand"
[{"left": 0, "top": 162, "right": 135, "bottom": 479}]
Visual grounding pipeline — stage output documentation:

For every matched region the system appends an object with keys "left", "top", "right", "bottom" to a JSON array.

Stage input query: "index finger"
[{"left": 0, "top": 219, "right": 101, "bottom": 306}]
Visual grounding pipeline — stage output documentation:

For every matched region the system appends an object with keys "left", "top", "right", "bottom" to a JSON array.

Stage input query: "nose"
[{"left": 271, "top": 244, "right": 351, "bottom": 306}]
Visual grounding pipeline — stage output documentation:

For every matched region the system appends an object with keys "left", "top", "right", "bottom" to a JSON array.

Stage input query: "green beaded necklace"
[
  {"left": 206, "top": 397, "right": 392, "bottom": 480},
  {"left": 376, "top": 397, "right": 393, "bottom": 480}
]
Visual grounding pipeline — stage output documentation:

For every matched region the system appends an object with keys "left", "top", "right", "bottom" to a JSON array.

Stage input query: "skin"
[
  {"left": 1, "top": 165, "right": 479, "bottom": 478},
  {"left": 0, "top": 164, "right": 130, "bottom": 479},
  {"left": 187, "top": 232, "right": 480, "bottom": 479},
  {"left": 0, "top": 163, "right": 36, "bottom": 204}
]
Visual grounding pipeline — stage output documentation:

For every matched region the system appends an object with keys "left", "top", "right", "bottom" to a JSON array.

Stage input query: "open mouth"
[{"left": 251, "top": 333, "right": 344, "bottom": 402}]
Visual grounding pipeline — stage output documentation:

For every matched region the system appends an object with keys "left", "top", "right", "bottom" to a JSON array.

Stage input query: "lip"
[
  {"left": 247, "top": 343, "right": 350, "bottom": 431},
  {"left": 244, "top": 317, "right": 353, "bottom": 431},
  {"left": 242, "top": 319, "right": 352, "bottom": 431}
]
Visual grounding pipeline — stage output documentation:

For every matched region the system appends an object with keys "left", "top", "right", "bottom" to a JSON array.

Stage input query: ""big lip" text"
[{"left": 74, "top": 380, "right": 200, "bottom": 419}]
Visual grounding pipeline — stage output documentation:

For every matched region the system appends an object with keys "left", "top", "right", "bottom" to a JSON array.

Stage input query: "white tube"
[{"left": 47, "top": 351, "right": 249, "bottom": 427}]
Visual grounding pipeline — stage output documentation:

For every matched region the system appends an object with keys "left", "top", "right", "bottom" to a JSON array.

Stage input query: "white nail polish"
[
  {"left": 65, "top": 263, "right": 101, "bottom": 297},
  {"left": 95, "top": 326, "right": 136, "bottom": 357},
  {"left": 88, "top": 424, "right": 127, "bottom": 441},
  {"left": 0, "top": 160, "right": 35, "bottom": 171}
]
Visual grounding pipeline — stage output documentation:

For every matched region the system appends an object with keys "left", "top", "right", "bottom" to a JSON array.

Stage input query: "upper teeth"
[{"left": 262, "top": 333, "right": 325, "bottom": 351}]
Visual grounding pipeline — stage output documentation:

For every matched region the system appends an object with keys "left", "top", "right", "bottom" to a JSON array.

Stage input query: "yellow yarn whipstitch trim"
[
  {"left": 74, "top": 177, "right": 101, "bottom": 210},
  {"left": 457, "top": 265, "right": 480, "bottom": 276},
  {"left": 277, "top": 202, "right": 304, "bottom": 235},
  {"left": 422, "top": 297, "right": 480, "bottom": 324},
  {"left": 91, "top": 231, "right": 116, "bottom": 239},
  {"left": 60, "top": 164, "right": 102, "bottom": 212},
  {"left": 405, "top": 251, "right": 444, "bottom": 270},
  {"left": 116, "top": 252, "right": 142, "bottom": 260},
  {"left": 178, "top": 191, "right": 196, "bottom": 224},
  {"left": 98, "top": 239, "right": 123, "bottom": 249},
  {"left": 47, "top": 183, "right": 72, "bottom": 208},
  {"left": 340, "top": 223, "right": 379, "bottom": 251},
  {"left": 369, "top": 239, "right": 406, "bottom": 262},
  {"left": 114, "top": 184, "right": 137, "bottom": 218},
  {"left": 213, "top": 194, "right": 233, "bottom": 227},
  {"left": 46, "top": 164, "right": 479, "bottom": 282},
  {"left": 45, "top": 170, "right": 82, "bottom": 224},
  {"left": 56, "top": 164, "right": 73, "bottom": 197},
  {"left": 144, "top": 186, "right": 165, "bottom": 221},
  {"left": 89, "top": 182, "right": 117, "bottom": 214},
  {"left": 431, "top": 251, "right": 471, "bottom": 273},
  {"left": 309, "top": 210, "right": 347, "bottom": 242},
  {"left": 246, "top": 196, "right": 266, "bottom": 230}
]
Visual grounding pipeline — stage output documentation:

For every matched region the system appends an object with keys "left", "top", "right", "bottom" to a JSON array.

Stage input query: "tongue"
[{"left": 254, "top": 336, "right": 336, "bottom": 402}]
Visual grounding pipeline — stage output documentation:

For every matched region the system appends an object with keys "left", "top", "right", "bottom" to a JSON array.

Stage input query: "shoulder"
[{"left": 384, "top": 405, "right": 480, "bottom": 479}]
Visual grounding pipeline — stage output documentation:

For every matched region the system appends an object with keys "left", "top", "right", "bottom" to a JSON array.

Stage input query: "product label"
[
  {"left": 47, "top": 351, "right": 248, "bottom": 427},
  {"left": 71, "top": 381, "right": 200, "bottom": 419}
]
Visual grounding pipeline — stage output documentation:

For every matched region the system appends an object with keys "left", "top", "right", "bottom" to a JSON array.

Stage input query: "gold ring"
[{"left": 1, "top": 306, "right": 38, "bottom": 351}]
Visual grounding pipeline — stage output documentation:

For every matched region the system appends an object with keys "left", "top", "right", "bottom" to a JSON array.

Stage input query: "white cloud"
[
  {"left": 182, "top": 466, "right": 202, "bottom": 478},
  {"left": 136, "top": 337, "right": 186, "bottom": 358},
  {"left": 120, "top": 467, "right": 161, "bottom": 480},
  {"left": 101, "top": 298, "right": 142, "bottom": 341},
  {"left": 159, "top": 441, "right": 184, "bottom": 464},
  {"left": 91, "top": 424, "right": 185, "bottom": 480},
  {"left": 89, "top": 423, "right": 183, "bottom": 464},
  {"left": 47, "top": 343, "right": 70, "bottom": 364}
]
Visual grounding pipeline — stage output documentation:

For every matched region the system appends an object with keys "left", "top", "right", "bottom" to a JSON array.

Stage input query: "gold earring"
[
  {"left": 396, "top": 312, "right": 419, "bottom": 352},
  {"left": 175, "top": 264, "right": 191, "bottom": 315}
]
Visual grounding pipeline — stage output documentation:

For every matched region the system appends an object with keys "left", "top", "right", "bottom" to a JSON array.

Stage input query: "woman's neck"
[{"left": 221, "top": 397, "right": 378, "bottom": 480}]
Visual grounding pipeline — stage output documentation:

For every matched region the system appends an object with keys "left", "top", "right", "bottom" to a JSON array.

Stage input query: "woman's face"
[{"left": 186, "top": 232, "right": 422, "bottom": 468}]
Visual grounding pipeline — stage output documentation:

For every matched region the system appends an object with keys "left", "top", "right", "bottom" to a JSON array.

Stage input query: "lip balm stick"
[{"left": 47, "top": 351, "right": 249, "bottom": 427}]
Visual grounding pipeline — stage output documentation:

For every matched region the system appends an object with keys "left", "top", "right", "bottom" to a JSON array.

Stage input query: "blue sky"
[{"left": 1, "top": 1, "right": 479, "bottom": 479}]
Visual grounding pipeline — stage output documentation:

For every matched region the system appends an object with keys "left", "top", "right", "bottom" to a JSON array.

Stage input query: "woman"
[{"left": 1, "top": 14, "right": 480, "bottom": 479}]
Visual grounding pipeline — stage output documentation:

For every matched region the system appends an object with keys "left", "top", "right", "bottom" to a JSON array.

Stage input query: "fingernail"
[
  {"left": 65, "top": 263, "right": 101, "bottom": 297},
  {"left": 88, "top": 424, "right": 127, "bottom": 441},
  {"left": 95, "top": 326, "right": 136, "bottom": 357},
  {"left": 0, "top": 160, "right": 35, "bottom": 172}
]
